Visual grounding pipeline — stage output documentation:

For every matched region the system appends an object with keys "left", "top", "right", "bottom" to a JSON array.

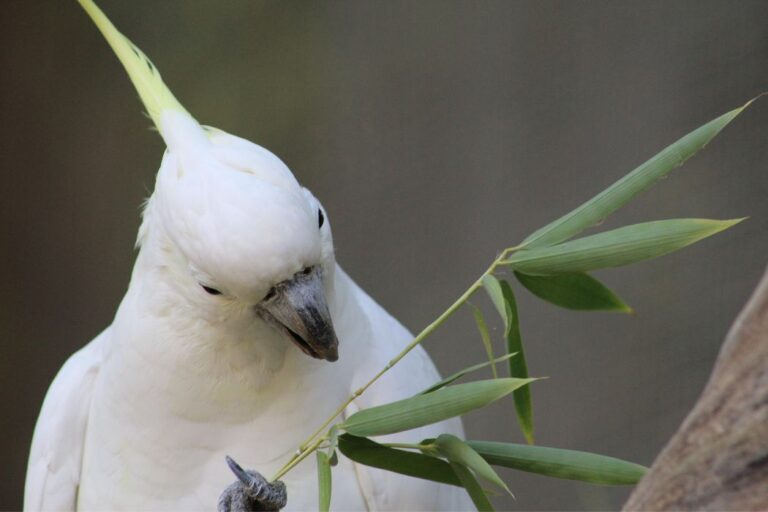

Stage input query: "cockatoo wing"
[
  {"left": 24, "top": 329, "right": 107, "bottom": 512},
  {"left": 336, "top": 268, "right": 472, "bottom": 511}
]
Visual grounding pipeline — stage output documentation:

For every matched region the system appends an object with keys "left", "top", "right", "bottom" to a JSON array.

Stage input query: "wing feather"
[{"left": 24, "top": 329, "right": 107, "bottom": 511}]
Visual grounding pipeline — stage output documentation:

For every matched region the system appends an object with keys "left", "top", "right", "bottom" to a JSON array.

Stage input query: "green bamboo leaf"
[
  {"left": 327, "top": 425, "right": 339, "bottom": 450},
  {"left": 521, "top": 102, "right": 751, "bottom": 249},
  {"left": 483, "top": 276, "right": 534, "bottom": 444},
  {"left": 337, "top": 434, "right": 461, "bottom": 487},
  {"left": 481, "top": 275, "right": 507, "bottom": 323},
  {"left": 499, "top": 281, "right": 533, "bottom": 445},
  {"left": 327, "top": 425, "right": 339, "bottom": 466},
  {"left": 341, "top": 378, "right": 536, "bottom": 437},
  {"left": 469, "top": 304, "right": 498, "bottom": 378},
  {"left": 467, "top": 440, "right": 647, "bottom": 486},
  {"left": 436, "top": 434, "right": 512, "bottom": 496},
  {"left": 507, "top": 218, "right": 743, "bottom": 275},
  {"left": 419, "top": 353, "right": 516, "bottom": 395},
  {"left": 449, "top": 462, "right": 495, "bottom": 511},
  {"left": 514, "top": 271, "right": 632, "bottom": 312},
  {"left": 316, "top": 451, "right": 332, "bottom": 512}
]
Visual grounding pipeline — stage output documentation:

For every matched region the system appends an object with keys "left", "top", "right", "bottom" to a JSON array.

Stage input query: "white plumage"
[{"left": 25, "top": 1, "right": 471, "bottom": 510}]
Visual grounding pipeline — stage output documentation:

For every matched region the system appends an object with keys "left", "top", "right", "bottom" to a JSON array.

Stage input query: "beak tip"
[
  {"left": 323, "top": 343, "right": 339, "bottom": 362},
  {"left": 261, "top": 267, "right": 340, "bottom": 363}
]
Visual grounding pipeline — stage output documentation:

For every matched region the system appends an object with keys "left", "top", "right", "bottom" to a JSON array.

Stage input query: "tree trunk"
[{"left": 623, "top": 266, "right": 768, "bottom": 511}]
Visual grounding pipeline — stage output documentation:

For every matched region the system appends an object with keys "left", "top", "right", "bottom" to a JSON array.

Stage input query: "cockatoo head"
[
  {"left": 79, "top": 0, "right": 339, "bottom": 361},
  {"left": 145, "top": 114, "right": 339, "bottom": 361}
]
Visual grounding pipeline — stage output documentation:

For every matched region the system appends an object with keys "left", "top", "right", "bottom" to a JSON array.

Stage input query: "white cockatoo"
[{"left": 25, "top": 1, "right": 471, "bottom": 511}]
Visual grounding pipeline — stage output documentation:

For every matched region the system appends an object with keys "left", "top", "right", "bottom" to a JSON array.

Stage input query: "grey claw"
[
  {"left": 226, "top": 456, "right": 257, "bottom": 489},
  {"left": 219, "top": 456, "right": 287, "bottom": 512}
]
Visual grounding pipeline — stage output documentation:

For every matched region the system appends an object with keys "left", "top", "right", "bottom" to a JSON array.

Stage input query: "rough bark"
[{"left": 623, "top": 266, "right": 768, "bottom": 511}]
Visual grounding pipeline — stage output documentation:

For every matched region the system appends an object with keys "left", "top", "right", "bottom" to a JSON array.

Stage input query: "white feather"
[
  {"left": 27, "top": 3, "right": 473, "bottom": 510},
  {"left": 25, "top": 329, "right": 106, "bottom": 511}
]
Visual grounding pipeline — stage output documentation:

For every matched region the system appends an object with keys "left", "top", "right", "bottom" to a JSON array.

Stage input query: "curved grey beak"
[{"left": 257, "top": 266, "right": 339, "bottom": 362}]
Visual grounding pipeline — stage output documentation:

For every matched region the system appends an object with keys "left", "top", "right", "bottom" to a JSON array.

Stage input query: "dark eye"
[
  {"left": 201, "top": 285, "right": 222, "bottom": 296},
  {"left": 302, "top": 266, "right": 312, "bottom": 275},
  {"left": 264, "top": 287, "right": 277, "bottom": 301},
  {"left": 318, "top": 209, "right": 325, "bottom": 228}
]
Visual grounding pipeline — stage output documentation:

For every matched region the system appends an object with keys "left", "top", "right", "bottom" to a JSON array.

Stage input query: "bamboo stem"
[{"left": 269, "top": 246, "right": 521, "bottom": 482}]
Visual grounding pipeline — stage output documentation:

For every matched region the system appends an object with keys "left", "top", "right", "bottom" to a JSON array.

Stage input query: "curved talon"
[
  {"left": 226, "top": 456, "right": 257, "bottom": 489},
  {"left": 220, "top": 456, "right": 287, "bottom": 511}
]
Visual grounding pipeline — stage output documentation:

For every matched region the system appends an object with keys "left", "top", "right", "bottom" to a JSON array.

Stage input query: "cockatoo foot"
[{"left": 218, "top": 456, "right": 287, "bottom": 512}]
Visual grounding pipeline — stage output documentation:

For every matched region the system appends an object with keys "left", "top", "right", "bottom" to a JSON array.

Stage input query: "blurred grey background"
[{"left": 2, "top": 1, "right": 767, "bottom": 510}]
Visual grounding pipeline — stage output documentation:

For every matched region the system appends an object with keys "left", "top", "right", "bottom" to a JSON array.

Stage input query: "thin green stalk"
[
  {"left": 270, "top": 245, "right": 522, "bottom": 482},
  {"left": 271, "top": 437, "right": 325, "bottom": 481}
]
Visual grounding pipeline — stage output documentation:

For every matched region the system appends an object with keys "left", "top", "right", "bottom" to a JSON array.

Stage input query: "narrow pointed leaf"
[
  {"left": 467, "top": 440, "right": 647, "bottom": 485},
  {"left": 341, "top": 378, "right": 536, "bottom": 437},
  {"left": 316, "top": 451, "right": 332, "bottom": 512},
  {"left": 470, "top": 304, "right": 498, "bottom": 378},
  {"left": 521, "top": 102, "right": 751, "bottom": 249},
  {"left": 514, "top": 271, "right": 632, "bottom": 312},
  {"left": 436, "top": 434, "right": 512, "bottom": 495},
  {"left": 482, "top": 275, "right": 507, "bottom": 323},
  {"left": 484, "top": 276, "right": 534, "bottom": 444},
  {"left": 499, "top": 281, "right": 534, "bottom": 444},
  {"left": 450, "top": 462, "right": 495, "bottom": 511},
  {"left": 507, "top": 218, "right": 743, "bottom": 275},
  {"left": 337, "top": 434, "right": 461, "bottom": 486},
  {"left": 420, "top": 353, "right": 516, "bottom": 395}
]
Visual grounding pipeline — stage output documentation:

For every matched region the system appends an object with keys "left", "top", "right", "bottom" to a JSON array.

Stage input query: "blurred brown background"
[{"left": 2, "top": 1, "right": 767, "bottom": 510}]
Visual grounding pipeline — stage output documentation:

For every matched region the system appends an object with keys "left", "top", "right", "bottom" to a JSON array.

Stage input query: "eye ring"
[
  {"left": 201, "top": 285, "right": 222, "bottom": 296},
  {"left": 318, "top": 209, "right": 325, "bottom": 228}
]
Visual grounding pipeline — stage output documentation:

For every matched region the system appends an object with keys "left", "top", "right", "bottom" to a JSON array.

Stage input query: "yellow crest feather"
[{"left": 78, "top": 0, "right": 194, "bottom": 139}]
